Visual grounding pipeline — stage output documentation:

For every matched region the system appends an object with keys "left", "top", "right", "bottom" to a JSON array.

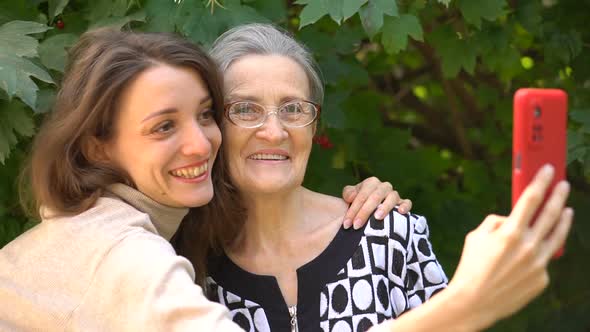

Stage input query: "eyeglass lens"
[{"left": 229, "top": 101, "right": 317, "bottom": 127}]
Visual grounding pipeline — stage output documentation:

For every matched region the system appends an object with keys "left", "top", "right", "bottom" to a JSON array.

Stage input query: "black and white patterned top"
[{"left": 207, "top": 210, "right": 448, "bottom": 332}]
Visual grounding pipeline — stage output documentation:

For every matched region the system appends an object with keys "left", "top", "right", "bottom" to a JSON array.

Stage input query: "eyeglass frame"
[{"left": 223, "top": 99, "right": 322, "bottom": 129}]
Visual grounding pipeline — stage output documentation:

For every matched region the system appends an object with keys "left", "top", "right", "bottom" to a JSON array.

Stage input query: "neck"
[{"left": 236, "top": 186, "right": 310, "bottom": 254}]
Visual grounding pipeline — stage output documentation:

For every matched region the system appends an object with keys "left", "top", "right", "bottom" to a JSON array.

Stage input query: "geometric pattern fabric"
[
  {"left": 319, "top": 212, "right": 448, "bottom": 332},
  {"left": 208, "top": 211, "right": 448, "bottom": 332}
]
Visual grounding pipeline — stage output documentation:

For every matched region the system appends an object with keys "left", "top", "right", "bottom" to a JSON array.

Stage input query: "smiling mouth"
[
  {"left": 248, "top": 153, "right": 289, "bottom": 161},
  {"left": 170, "top": 163, "right": 208, "bottom": 179}
]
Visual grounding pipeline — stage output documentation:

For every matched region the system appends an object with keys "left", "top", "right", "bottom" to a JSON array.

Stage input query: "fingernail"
[
  {"left": 353, "top": 218, "right": 362, "bottom": 229},
  {"left": 398, "top": 207, "right": 405, "bottom": 214},
  {"left": 343, "top": 218, "right": 352, "bottom": 229},
  {"left": 542, "top": 164, "right": 554, "bottom": 177},
  {"left": 374, "top": 209, "right": 383, "bottom": 219}
]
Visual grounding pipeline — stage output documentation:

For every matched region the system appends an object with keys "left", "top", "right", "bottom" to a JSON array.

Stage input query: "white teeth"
[
  {"left": 171, "top": 163, "right": 208, "bottom": 179},
  {"left": 249, "top": 153, "right": 288, "bottom": 160}
]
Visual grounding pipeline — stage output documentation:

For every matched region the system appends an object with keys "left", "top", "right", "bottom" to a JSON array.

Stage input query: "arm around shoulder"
[{"left": 72, "top": 230, "right": 242, "bottom": 332}]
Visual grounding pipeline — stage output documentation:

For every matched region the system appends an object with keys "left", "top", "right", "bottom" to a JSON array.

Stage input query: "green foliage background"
[{"left": 1, "top": 0, "right": 589, "bottom": 330}]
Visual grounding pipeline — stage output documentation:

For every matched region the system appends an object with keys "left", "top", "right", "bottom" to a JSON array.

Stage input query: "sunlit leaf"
[
  {"left": 359, "top": 0, "right": 398, "bottom": 38},
  {"left": 0, "top": 21, "right": 54, "bottom": 109},
  {"left": 297, "top": 0, "right": 329, "bottom": 28},
  {"left": 38, "top": 33, "right": 78, "bottom": 72}
]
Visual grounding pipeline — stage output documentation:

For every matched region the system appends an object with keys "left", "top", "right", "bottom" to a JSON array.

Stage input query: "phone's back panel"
[{"left": 512, "top": 88, "right": 567, "bottom": 207}]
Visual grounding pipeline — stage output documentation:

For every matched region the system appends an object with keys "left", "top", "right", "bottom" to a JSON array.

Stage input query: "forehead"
[
  {"left": 118, "top": 64, "right": 210, "bottom": 116},
  {"left": 224, "top": 54, "right": 310, "bottom": 101}
]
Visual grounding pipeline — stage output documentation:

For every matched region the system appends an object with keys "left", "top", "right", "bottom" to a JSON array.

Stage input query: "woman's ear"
[{"left": 81, "top": 136, "right": 111, "bottom": 164}]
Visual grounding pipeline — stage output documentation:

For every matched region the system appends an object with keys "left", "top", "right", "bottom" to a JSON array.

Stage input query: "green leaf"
[
  {"left": 0, "top": 21, "right": 51, "bottom": 57},
  {"left": 48, "top": 0, "right": 70, "bottom": 21},
  {"left": 0, "top": 1, "right": 40, "bottom": 26},
  {"left": 326, "top": 0, "right": 345, "bottom": 23},
  {"left": 381, "top": 14, "right": 423, "bottom": 54},
  {"left": 544, "top": 30, "right": 583, "bottom": 64},
  {"left": 143, "top": 0, "right": 179, "bottom": 32},
  {"left": 359, "top": 0, "right": 398, "bottom": 38},
  {"left": 570, "top": 109, "right": 590, "bottom": 127},
  {"left": 429, "top": 26, "right": 478, "bottom": 77},
  {"left": 0, "top": 20, "right": 54, "bottom": 109},
  {"left": 35, "top": 88, "right": 56, "bottom": 114},
  {"left": 298, "top": 0, "right": 329, "bottom": 28},
  {"left": 247, "top": 0, "right": 288, "bottom": 22},
  {"left": 0, "top": 100, "right": 35, "bottom": 163},
  {"left": 224, "top": 0, "right": 270, "bottom": 26},
  {"left": 359, "top": 3, "right": 383, "bottom": 37},
  {"left": 567, "top": 129, "right": 588, "bottom": 164},
  {"left": 456, "top": 0, "right": 505, "bottom": 28},
  {"left": 343, "top": 90, "right": 385, "bottom": 129},
  {"left": 515, "top": 0, "right": 542, "bottom": 34},
  {"left": 182, "top": 0, "right": 268, "bottom": 46},
  {"left": 38, "top": 33, "right": 78, "bottom": 72},
  {"left": 88, "top": 10, "right": 146, "bottom": 30},
  {"left": 322, "top": 89, "right": 349, "bottom": 128},
  {"left": 182, "top": 8, "right": 224, "bottom": 46},
  {"left": 342, "top": 0, "right": 368, "bottom": 20},
  {"left": 372, "top": 0, "right": 397, "bottom": 16},
  {"left": 86, "top": 0, "right": 130, "bottom": 23}
]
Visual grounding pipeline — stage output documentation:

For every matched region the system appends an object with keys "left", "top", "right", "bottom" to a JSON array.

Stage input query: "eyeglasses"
[{"left": 224, "top": 100, "right": 321, "bottom": 128}]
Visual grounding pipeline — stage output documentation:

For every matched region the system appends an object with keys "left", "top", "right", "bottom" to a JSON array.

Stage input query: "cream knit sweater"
[{"left": 0, "top": 184, "right": 241, "bottom": 331}]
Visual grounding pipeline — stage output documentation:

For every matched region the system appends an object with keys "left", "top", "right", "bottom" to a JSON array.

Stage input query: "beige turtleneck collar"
[{"left": 105, "top": 183, "right": 189, "bottom": 241}]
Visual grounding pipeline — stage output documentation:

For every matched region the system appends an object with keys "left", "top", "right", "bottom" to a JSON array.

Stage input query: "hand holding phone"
[{"left": 512, "top": 88, "right": 567, "bottom": 256}]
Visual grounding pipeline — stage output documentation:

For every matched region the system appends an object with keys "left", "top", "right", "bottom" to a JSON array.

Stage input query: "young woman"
[
  {"left": 179, "top": 23, "right": 573, "bottom": 332},
  {"left": 0, "top": 28, "right": 402, "bottom": 330}
]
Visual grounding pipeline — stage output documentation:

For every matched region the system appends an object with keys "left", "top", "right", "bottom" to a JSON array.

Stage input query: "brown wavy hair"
[{"left": 19, "top": 27, "right": 244, "bottom": 284}]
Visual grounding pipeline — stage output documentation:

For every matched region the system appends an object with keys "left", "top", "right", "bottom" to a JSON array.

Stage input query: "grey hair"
[{"left": 210, "top": 23, "right": 324, "bottom": 104}]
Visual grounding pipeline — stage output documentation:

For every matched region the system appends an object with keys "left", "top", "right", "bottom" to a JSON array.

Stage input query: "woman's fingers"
[
  {"left": 508, "top": 165, "right": 555, "bottom": 231},
  {"left": 373, "top": 187, "right": 400, "bottom": 220},
  {"left": 540, "top": 207, "right": 573, "bottom": 261},
  {"left": 342, "top": 185, "right": 358, "bottom": 203},
  {"left": 396, "top": 198, "right": 412, "bottom": 215},
  {"left": 531, "top": 180, "right": 570, "bottom": 241},
  {"left": 351, "top": 183, "right": 395, "bottom": 229},
  {"left": 341, "top": 177, "right": 380, "bottom": 229},
  {"left": 478, "top": 214, "right": 505, "bottom": 233}
]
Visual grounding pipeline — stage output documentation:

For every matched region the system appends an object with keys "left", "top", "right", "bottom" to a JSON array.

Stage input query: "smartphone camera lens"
[{"left": 534, "top": 106, "right": 542, "bottom": 118}]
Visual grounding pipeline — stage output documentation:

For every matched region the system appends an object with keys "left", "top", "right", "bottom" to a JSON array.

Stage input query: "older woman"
[{"left": 194, "top": 24, "right": 572, "bottom": 332}]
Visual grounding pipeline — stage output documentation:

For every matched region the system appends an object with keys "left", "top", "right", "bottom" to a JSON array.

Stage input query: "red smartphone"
[{"left": 512, "top": 88, "right": 567, "bottom": 256}]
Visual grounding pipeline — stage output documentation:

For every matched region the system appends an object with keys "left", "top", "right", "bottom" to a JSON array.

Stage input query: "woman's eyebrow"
[
  {"left": 199, "top": 96, "right": 212, "bottom": 105},
  {"left": 141, "top": 108, "right": 177, "bottom": 123},
  {"left": 225, "top": 93, "right": 262, "bottom": 103}
]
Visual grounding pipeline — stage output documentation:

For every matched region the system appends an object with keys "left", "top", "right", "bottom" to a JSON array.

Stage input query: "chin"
[
  {"left": 247, "top": 180, "right": 299, "bottom": 195},
  {"left": 172, "top": 185, "right": 214, "bottom": 208}
]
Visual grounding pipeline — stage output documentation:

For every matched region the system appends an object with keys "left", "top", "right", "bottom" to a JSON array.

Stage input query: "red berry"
[
  {"left": 56, "top": 19, "right": 64, "bottom": 29},
  {"left": 314, "top": 135, "right": 334, "bottom": 149}
]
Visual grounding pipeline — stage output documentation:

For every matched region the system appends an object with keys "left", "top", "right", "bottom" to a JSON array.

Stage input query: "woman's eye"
[
  {"left": 153, "top": 120, "right": 174, "bottom": 134},
  {"left": 198, "top": 109, "right": 216, "bottom": 123},
  {"left": 237, "top": 105, "right": 256, "bottom": 114},
  {"left": 283, "top": 103, "right": 303, "bottom": 113}
]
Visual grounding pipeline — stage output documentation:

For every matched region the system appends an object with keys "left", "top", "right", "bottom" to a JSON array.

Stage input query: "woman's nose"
[
  {"left": 256, "top": 113, "right": 288, "bottom": 143},
  {"left": 181, "top": 123, "right": 212, "bottom": 157}
]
